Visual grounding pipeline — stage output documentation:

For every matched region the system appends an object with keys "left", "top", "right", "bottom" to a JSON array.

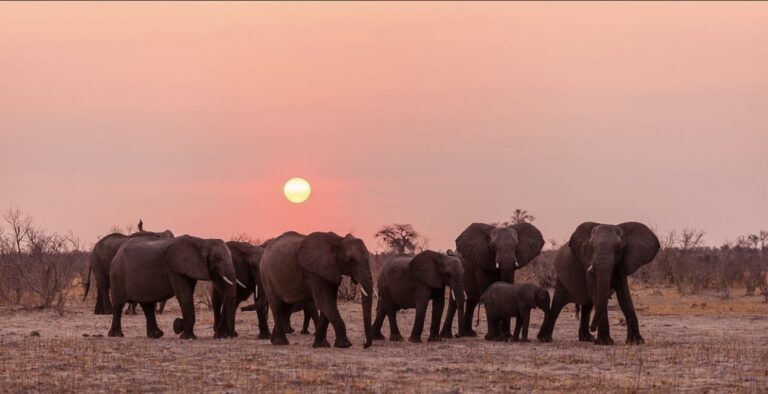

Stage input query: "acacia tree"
[
  {"left": 374, "top": 224, "right": 427, "bottom": 255},
  {"left": 494, "top": 209, "right": 536, "bottom": 226}
]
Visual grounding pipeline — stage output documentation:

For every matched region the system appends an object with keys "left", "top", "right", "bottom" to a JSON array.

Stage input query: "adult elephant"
[
  {"left": 109, "top": 235, "right": 238, "bottom": 339},
  {"left": 212, "top": 241, "right": 317, "bottom": 339},
  {"left": 371, "top": 250, "right": 466, "bottom": 343},
  {"left": 441, "top": 222, "right": 544, "bottom": 338},
  {"left": 260, "top": 231, "right": 374, "bottom": 348},
  {"left": 537, "top": 222, "right": 660, "bottom": 345},
  {"left": 85, "top": 221, "right": 174, "bottom": 315}
]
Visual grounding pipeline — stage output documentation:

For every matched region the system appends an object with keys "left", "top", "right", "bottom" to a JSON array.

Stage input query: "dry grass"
[{"left": 0, "top": 289, "right": 767, "bottom": 393}]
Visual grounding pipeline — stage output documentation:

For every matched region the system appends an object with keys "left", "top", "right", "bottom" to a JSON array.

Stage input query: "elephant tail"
[
  {"left": 82, "top": 265, "right": 92, "bottom": 302},
  {"left": 475, "top": 290, "right": 487, "bottom": 328}
]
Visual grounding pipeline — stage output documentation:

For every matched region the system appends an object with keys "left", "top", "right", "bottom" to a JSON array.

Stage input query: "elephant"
[
  {"left": 441, "top": 222, "right": 544, "bottom": 339},
  {"left": 479, "top": 282, "right": 550, "bottom": 342},
  {"left": 108, "top": 235, "right": 238, "bottom": 339},
  {"left": 211, "top": 241, "right": 318, "bottom": 339},
  {"left": 537, "top": 222, "right": 660, "bottom": 345},
  {"left": 84, "top": 221, "right": 174, "bottom": 315},
  {"left": 260, "top": 231, "right": 374, "bottom": 348},
  {"left": 371, "top": 250, "right": 466, "bottom": 343},
  {"left": 240, "top": 301, "right": 316, "bottom": 336}
]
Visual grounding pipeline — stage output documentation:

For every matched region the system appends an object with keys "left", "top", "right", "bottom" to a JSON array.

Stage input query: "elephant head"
[
  {"left": 166, "top": 236, "right": 238, "bottom": 337},
  {"left": 567, "top": 222, "right": 659, "bottom": 331},
  {"left": 456, "top": 222, "right": 545, "bottom": 273},
  {"left": 533, "top": 286, "right": 551, "bottom": 313},
  {"left": 297, "top": 232, "right": 374, "bottom": 348},
  {"left": 410, "top": 250, "right": 467, "bottom": 334}
]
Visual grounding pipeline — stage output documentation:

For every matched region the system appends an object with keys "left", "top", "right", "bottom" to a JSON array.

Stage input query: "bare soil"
[{"left": 1, "top": 287, "right": 766, "bottom": 393}]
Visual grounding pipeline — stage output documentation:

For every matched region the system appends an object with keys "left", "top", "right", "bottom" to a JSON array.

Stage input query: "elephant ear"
[
  {"left": 297, "top": 232, "right": 343, "bottom": 285},
  {"left": 568, "top": 222, "right": 600, "bottom": 265},
  {"left": 409, "top": 251, "right": 443, "bottom": 289},
  {"left": 455, "top": 223, "right": 495, "bottom": 269},
  {"left": 618, "top": 222, "right": 660, "bottom": 276},
  {"left": 509, "top": 223, "right": 545, "bottom": 266},
  {"left": 165, "top": 236, "right": 210, "bottom": 280}
]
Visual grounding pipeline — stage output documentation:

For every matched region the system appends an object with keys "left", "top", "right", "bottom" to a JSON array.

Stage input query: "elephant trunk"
[
  {"left": 217, "top": 266, "right": 238, "bottom": 337},
  {"left": 591, "top": 269, "right": 612, "bottom": 332},
  {"left": 358, "top": 273, "right": 374, "bottom": 349},
  {"left": 452, "top": 278, "right": 466, "bottom": 336}
]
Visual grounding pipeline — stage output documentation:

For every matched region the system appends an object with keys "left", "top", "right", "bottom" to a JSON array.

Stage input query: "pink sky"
[{"left": 1, "top": 2, "right": 766, "bottom": 249}]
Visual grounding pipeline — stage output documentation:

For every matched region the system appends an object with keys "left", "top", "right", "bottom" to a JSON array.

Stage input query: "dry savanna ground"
[{"left": 1, "top": 286, "right": 767, "bottom": 393}]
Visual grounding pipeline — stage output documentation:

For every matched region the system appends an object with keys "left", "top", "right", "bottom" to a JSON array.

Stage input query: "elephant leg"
[
  {"left": 156, "top": 300, "right": 166, "bottom": 314},
  {"left": 211, "top": 288, "right": 223, "bottom": 335},
  {"left": 268, "top": 300, "right": 290, "bottom": 346},
  {"left": 519, "top": 310, "right": 531, "bottom": 342},
  {"left": 313, "top": 283, "right": 350, "bottom": 348},
  {"left": 500, "top": 317, "right": 512, "bottom": 340},
  {"left": 96, "top": 278, "right": 113, "bottom": 315},
  {"left": 615, "top": 275, "right": 644, "bottom": 345},
  {"left": 94, "top": 288, "right": 105, "bottom": 315},
  {"left": 578, "top": 303, "right": 595, "bottom": 342},
  {"left": 461, "top": 299, "right": 478, "bottom": 337},
  {"left": 256, "top": 304, "right": 271, "bottom": 340},
  {"left": 538, "top": 279, "right": 568, "bottom": 343},
  {"left": 312, "top": 312, "right": 331, "bottom": 348},
  {"left": 371, "top": 298, "right": 387, "bottom": 340},
  {"left": 510, "top": 316, "right": 521, "bottom": 342},
  {"left": 301, "top": 305, "right": 312, "bottom": 335},
  {"left": 140, "top": 302, "right": 164, "bottom": 339},
  {"left": 428, "top": 294, "right": 444, "bottom": 342},
  {"left": 171, "top": 276, "right": 197, "bottom": 339},
  {"left": 108, "top": 300, "right": 125, "bottom": 337},
  {"left": 126, "top": 302, "right": 137, "bottom": 316},
  {"left": 387, "top": 307, "right": 404, "bottom": 342},
  {"left": 409, "top": 289, "right": 431, "bottom": 343},
  {"left": 439, "top": 296, "right": 457, "bottom": 339},
  {"left": 484, "top": 312, "right": 498, "bottom": 341}
]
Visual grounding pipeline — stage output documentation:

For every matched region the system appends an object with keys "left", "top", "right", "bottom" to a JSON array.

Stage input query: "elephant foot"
[
  {"left": 537, "top": 333, "right": 553, "bottom": 343},
  {"left": 271, "top": 336, "right": 289, "bottom": 346},
  {"left": 439, "top": 330, "right": 454, "bottom": 339},
  {"left": 626, "top": 333, "right": 645, "bottom": 345},
  {"left": 173, "top": 318, "right": 184, "bottom": 335},
  {"left": 334, "top": 338, "right": 352, "bottom": 348},
  {"left": 427, "top": 334, "right": 441, "bottom": 343},
  {"left": 300, "top": 329, "right": 310, "bottom": 335},
  {"left": 594, "top": 336, "right": 614, "bottom": 346},
  {"left": 146, "top": 328, "right": 164, "bottom": 339},
  {"left": 233, "top": 330, "right": 239, "bottom": 338},
  {"left": 257, "top": 331, "right": 271, "bottom": 340},
  {"left": 408, "top": 336, "right": 422, "bottom": 344},
  {"left": 312, "top": 339, "right": 331, "bottom": 348},
  {"left": 180, "top": 332, "right": 197, "bottom": 340},
  {"left": 579, "top": 332, "right": 595, "bottom": 342},
  {"left": 108, "top": 329, "right": 124, "bottom": 338},
  {"left": 372, "top": 331, "right": 385, "bottom": 341},
  {"left": 519, "top": 337, "right": 530, "bottom": 343},
  {"left": 461, "top": 329, "right": 478, "bottom": 337},
  {"left": 484, "top": 333, "right": 496, "bottom": 341},
  {"left": 389, "top": 333, "right": 404, "bottom": 342},
  {"left": 213, "top": 331, "right": 232, "bottom": 339},
  {"left": 285, "top": 326, "right": 295, "bottom": 334}
]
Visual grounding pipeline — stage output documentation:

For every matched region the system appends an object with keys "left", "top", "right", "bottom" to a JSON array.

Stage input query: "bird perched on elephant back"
[
  {"left": 260, "top": 231, "right": 374, "bottom": 348},
  {"left": 371, "top": 250, "right": 465, "bottom": 343},
  {"left": 109, "top": 235, "right": 238, "bottom": 339},
  {"left": 441, "top": 222, "right": 544, "bottom": 338},
  {"left": 537, "top": 222, "right": 659, "bottom": 345},
  {"left": 215, "top": 241, "right": 318, "bottom": 339},
  {"left": 84, "top": 221, "right": 174, "bottom": 315}
]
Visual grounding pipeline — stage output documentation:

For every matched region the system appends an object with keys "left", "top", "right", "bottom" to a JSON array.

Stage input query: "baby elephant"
[{"left": 481, "top": 283, "right": 550, "bottom": 342}]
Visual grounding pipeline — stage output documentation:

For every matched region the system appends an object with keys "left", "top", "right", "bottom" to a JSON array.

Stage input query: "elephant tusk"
[
  {"left": 463, "top": 291, "right": 467, "bottom": 299},
  {"left": 450, "top": 289, "right": 455, "bottom": 301},
  {"left": 360, "top": 287, "right": 369, "bottom": 297},
  {"left": 514, "top": 262, "right": 519, "bottom": 268},
  {"left": 495, "top": 261, "right": 500, "bottom": 269},
  {"left": 373, "top": 289, "right": 379, "bottom": 299},
  {"left": 587, "top": 265, "right": 594, "bottom": 273},
  {"left": 222, "top": 276, "right": 234, "bottom": 286},
  {"left": 254, "top": 285, "right": 258, "bottom": 297},
  {"left": 236, "top": 279, "right": 247, "bottom": 288}
]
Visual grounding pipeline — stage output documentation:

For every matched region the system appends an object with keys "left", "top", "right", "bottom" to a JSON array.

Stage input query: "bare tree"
[
  {"left": 230, "top": 232, "right": 262, "bottom": 245},
  {"left": 374, "top": 224, "right": 427, "bottom": 255},
  {"left": 493, "top": 209, "right": 536, "bottom": 226}
]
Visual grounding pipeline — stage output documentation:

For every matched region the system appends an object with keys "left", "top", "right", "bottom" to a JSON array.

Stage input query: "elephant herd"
[{"left": 84, "top": 220, "right": 660, "bottom": 348}]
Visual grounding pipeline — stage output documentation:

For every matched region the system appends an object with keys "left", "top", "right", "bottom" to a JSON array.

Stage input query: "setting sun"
[{"left": 283, "top": 177, "right": 311, "bottom": 203}]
